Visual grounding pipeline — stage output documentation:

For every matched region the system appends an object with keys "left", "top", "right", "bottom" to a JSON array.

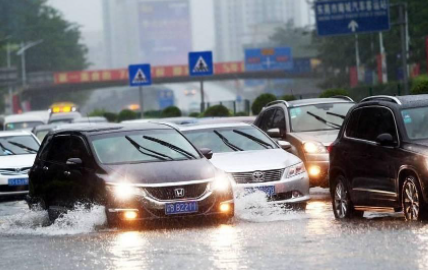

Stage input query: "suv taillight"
[{"left": 327, "top": 144, "right": 333, "bottom": 153}]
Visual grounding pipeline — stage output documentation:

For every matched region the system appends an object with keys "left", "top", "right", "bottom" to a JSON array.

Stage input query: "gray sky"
[{"left": 47, "top": 0, "right": 214, "bottom": 50}]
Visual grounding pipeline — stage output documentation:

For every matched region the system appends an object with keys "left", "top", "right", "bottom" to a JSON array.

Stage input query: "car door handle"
[
  {"left": 43, "top": 166, "right": 49, "bottom": 171},
  {"left": 64, "top": 171, "right": 71, "bottom": 176}
]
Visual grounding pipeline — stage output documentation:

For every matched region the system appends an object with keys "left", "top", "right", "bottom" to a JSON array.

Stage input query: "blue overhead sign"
[
  {"left": 315, "top": 0, "right": 390, "bottom": 36},
  {"left": 245, "top": 47, "right": 293, "bottom": 71},
  {"left": 128, "top": 64, "right": 152, "bottom": 86},
  {"left": 188, "top": 51, "right": 213, "bottom": 76}
]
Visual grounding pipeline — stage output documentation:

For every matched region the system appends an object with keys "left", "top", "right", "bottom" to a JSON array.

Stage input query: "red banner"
[
  {"left": 426, "top": 36, "right": 428, "bottom": 75},
  {"left": 349, "top": 66, "right": 358, "bottom": 88}
]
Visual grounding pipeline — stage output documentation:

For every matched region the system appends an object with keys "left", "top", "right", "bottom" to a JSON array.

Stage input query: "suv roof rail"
[
  {"left": 330, "top": 96, "right": 354, "bottom": 102},
  {"left": 360, "top": 95, "right": 402, "bottom": 105},
  {"left": 265, "top": 100, "right": 289, "bottom": 108}
]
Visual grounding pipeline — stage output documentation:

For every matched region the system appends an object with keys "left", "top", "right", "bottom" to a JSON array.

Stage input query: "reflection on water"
[
  {"left": 110, "top": 231, "right": 148, "bottom": 270},
  {"left": 209, "top": 224, "right": 244, "bottom": 270}
]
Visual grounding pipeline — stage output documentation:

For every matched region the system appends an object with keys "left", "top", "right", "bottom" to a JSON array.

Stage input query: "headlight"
[
  {"left": 209, "top": 172, "right": 232, "bottom": 192},
  {"left": 107, "top": 183, "right": 145, "bottom": 200},
  {"left": 303, "top": 141, "right": 327, "bottom": 154},
  {"left": 286, "top": 162, "right": 306, "bottom": 178}
]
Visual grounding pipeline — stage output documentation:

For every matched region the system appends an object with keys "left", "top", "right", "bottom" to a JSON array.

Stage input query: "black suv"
[
  {"left": 27, "top": 123, "right": 234, "bottom": 226},
  {"left": 254, "top": 97, "right": 354, "bottom": 187},
  {"left": 330, "top": 95, "right": 428, "bottom": 221}
]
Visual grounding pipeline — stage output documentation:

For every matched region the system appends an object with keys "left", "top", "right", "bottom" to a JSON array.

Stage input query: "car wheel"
[
  {"left": 332, "top": 176, "right": 362, "bottom": 219},
  {"left": 402, "top": 176, "right": 425, "bottom": 221},
  {"left": 292, "top": 203, "right": 307, "bottom": 211}
]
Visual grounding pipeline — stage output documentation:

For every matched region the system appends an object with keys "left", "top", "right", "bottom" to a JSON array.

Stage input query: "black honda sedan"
[
  {"left": 330, "top": 95, "right": 428, "bottom": 221},
  {"left": 27, "top": 123, "right": 234, "bottom": 226}
]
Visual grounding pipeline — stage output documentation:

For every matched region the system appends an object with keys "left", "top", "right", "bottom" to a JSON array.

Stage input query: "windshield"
[
  {"left": 35, "top": 130, "right": 50, "bottom": 142},
  {"left": 183, "top": 126, "right": 277, "bottom": 154},
  {"left": 91, "top": 129, "right": 200, "bottom": 164},
  {"left": 401, "top": 107, "right": 428, "bottom": 140},
  {"left": 0, "top": 136, "right": 40, "bottom": 156},
  {"left": 5, "top": 121, "right": 44, "bottom": 131},
  {"left": 289, "top": 103, "right": 354, "bottom": 132}
]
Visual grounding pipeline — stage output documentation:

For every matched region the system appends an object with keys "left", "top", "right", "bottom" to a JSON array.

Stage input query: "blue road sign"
[
  {"left": 245, "top": 47, "right": 293, "bottom": 72},
  {"left": 188, "top": 51, "right": 213, "bottom": 76},
  {"left": 315, "top": 0, "right": 390, "bottom": 36},
  {"left": 128, "top": 64, "right": 152, "bottom": 86}
]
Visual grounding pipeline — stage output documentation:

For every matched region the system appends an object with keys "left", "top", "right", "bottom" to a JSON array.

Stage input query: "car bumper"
[
  {"left": 0, "top": 175, "right": 29, "bottom": 197},
  {"left": 105, "top": 184, "right": 234, "bottom": 222},
  {"left": 233, "top": 172, "right": 310, "bottom": 204},
  {"left": 304, "top": 159, "right": 329, "bottom": 187}
]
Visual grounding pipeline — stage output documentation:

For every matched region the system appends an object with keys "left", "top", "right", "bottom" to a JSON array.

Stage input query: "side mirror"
[
  {"left": 66, "top": 158, "right": 83, "bottom": 168},
  {"left": 277, "top": 140, "right": 292, "bottom": 151},
  {"left": 376, "top": 133, "right": 395, "bottom": 146},
  {"left": 199, "top": 148, "right": 213, "bottom": 160},
  {"left": 267, "top": 128, "right": 281, "bottom": 138}
]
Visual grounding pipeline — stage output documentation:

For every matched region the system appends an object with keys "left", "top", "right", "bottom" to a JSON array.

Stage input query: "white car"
[
  {"left": 0, "top": 132, "right": 40, "bottom": 198},
  {"left": 180, "top": 123, "right": 310, "bottom": 207},
  {"left": 4, "top": 113, "right": 47, "bottom": 132}
]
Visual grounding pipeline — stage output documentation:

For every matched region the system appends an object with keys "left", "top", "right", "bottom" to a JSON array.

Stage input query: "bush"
[
  {"left": 319, "top": 88, "right": 349, "bottom": 98},
  {"left": 411, "top": 75, "right": 428, "bottom": 95},
  {"left": 88, "top": 109, "right": 117, "bottom": 122},
  {"left": 161, "top": 106, "right": 182, "bottom": 118},
  {"left": 189, "top": 112, "right": 201, "bottom": 117},
  {"left": 204, "top": 105, "right": 230, "bottom": 117},
  {"left": 117, "top": 109, "right": 138, "bottom": 122},
  {"left": 251, "top": 93, "right": 277, "bottom": 115},
  {"left": 144, "top": 110, "right": 162, "bottom": 118},
  {"left": 235, "top": 111, "right": 249, "bottom": 116},
  {"left": 280, "top": 95, "right": 296, "bottom": 101}
]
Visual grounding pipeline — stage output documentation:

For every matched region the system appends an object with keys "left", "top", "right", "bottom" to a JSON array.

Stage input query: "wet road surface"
[{"left": 0, "top": 188, "right": 427, "bottom": 270}]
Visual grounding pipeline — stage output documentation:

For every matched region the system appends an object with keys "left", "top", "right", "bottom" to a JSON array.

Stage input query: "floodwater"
[{"left": 1, "top": 188, "right": 427, "bottom": 270}]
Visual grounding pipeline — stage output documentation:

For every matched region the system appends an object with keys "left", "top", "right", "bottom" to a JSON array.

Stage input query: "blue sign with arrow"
[
  {"left": 315, "top": 0, "right": 390, "bottom": 37},
  {"left": 245, "top": 47, "right": 293, "bottom": 72},
  {"left": 128, "top": 64, "right": 152, "bottom": 86},
  {"left": 188, "top": 51, "right": 213, "bottom": 76}
]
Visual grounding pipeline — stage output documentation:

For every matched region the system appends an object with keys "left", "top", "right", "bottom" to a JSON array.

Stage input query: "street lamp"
[{"left": 16, "top": 39, "right": 43, "bottom": 87}]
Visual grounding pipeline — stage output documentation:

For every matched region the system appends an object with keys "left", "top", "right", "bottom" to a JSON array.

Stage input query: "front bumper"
[
  {"left": 105, "top": 183, "right": 234, "bottom": 222},
  {"left": 0, "top": 175, "right": 29, "bottom": 197},
  {"left": 233, "top": 172, "right": 310, "bottom": 204}
]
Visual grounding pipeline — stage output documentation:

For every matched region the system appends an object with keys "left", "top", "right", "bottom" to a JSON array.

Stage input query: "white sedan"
[
  {"left": 0, "top": 131, "right": 40, "bottom": 198},
  {"left": 180, "top": 123, "right": 310, "bottom": 208}
]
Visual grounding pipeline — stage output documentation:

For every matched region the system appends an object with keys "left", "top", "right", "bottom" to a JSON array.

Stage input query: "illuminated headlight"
[
  {"left": 208, "top": 176, "right": 231, "bottom": 192},
  {"left": 286, "top": 162, "right": 306, "bottom": 178},
  {"left": 106, "top": 183, "right": 145, "bottom": 200},
  {"left": 303, "top": 141, "right": 327, "bottom": 154}
]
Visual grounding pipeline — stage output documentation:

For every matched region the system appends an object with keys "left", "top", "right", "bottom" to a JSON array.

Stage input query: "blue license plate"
[
  {"left": 8, "top": 178, "right": 29, "bottom": 186},
  {"left": 165, "top": 201, "right": 199, "bottom": 215},
  {"left": 244, "top": 186, "right": 276, "bottom": 196}
]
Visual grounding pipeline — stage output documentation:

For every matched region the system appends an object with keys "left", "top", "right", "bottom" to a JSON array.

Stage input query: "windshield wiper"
[
  {"left": 142, "top": 136, "right": 196, "bottom": 160},
  {"left": 7, "top": 141, "right": 38, "bottom": 154},
  {"left": 306, "top": 112, "right": 341, "bottom": 129},
  {"left": 232, "top": 129, "right": 272, "bottom": 149},
  {"left": 125, "top": 136, "right": 172, "bottom": 161},
  {"left": 326, "top": 112, "right": 346, "bottom": 120},
  {"left": 213, "top": 130, "right": 243, "bottom": 152},
  {"left": 0, "top": 142, "right": 15, "bottom": 155}
]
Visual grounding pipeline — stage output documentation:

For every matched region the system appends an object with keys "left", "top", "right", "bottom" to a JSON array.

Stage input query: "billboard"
[{"left": 139, "top": 0, "right": 192, "bottom": 66}]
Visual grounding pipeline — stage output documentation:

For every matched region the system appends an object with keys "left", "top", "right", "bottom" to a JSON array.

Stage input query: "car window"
[
  {"left": 258, "top": 108, "right": 276, "bottom": 132},
  {"left": 38, "top": 135, "right": 53, "bottom": 161},
  {"left": 46, "top": 135, "right": 72, "bottom": 163},
  {"left": 345, "top": 109, "right": 361, "bottom": 138},
  {"left": 70, "top": 136, "right": 91, "bottom": 164},
  {"left": 5, "top": 121, "right": 44, "bottom": 131},
  {"left": 183, "top": 126, "right": 277, "bottom": 154},
  {"left": 271, "top": 109, "right": 286, "bottom": 135},
  {"left": 401, "top": 107, "right": 428, "bottom": 140},
  {"left": 348, "top": 107, "right": 397, "bottom": 142}
]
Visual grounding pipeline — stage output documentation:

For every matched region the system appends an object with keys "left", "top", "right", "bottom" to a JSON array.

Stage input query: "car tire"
[
  {"left": 402, "top": 175, "right": 426, "bottom": 221},
  {"left": 292, "top": 203, "right": 307, "bottom": 211},
  {"left": 332, "top": 175, "right": 362, "bottom": 219}
]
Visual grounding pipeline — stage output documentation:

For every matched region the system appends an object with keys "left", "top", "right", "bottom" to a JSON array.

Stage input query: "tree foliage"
[
  {"left": 117, "top": 109, "right": 138, "bottom": 122},
  {"left": 161, "top": 106, "right": 182, "bottom": 118},
  {"left": 319, "top": 88, "right": 349, "bottom": 98},
  {"left": 411, "top": 75, "right": 428, "bottom": 95},
  {"left": 252, "top": 93, "right": 277, "bottom": 115},
  {"left": 204, "top": 105, "right": 230, "bottom": 117},
  {"left": 280, "top": 95, "right": 296, "bottom": 101}
]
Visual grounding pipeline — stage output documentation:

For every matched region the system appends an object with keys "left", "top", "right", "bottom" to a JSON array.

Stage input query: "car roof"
[
  {"left": 4, "top": 114, "right": 46, "bottom": 123},
  {"left": 359, "top": 95, "right": 428, "bottom": 109},
  {"left": 287, "top": 98, "right": 354, "bottom": 107},
  {"left": 179, "top": 122, "right": 250, "bottom": 131},
  {"left": 197, "top": 116, "right": 256, "bottom": 124},
  {"left": 49, "top": 112, "right": 82, "bottom": 120},
  {"left": 0, "top": 130, "right": 34, "bottom": 137},
  {"left": 52, "top": 122, "right": 174, "bottom": 136}
]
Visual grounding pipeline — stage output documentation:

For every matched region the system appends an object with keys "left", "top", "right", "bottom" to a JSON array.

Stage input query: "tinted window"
[
  {"left": 258, "top": 109, "right": 276, "bottom": 132},
  {"left": 271, "top": 109, "right": 286, "bottom": 135},
  {"left": 348, "top": 107, "right": 397, "bottom": 142},
  {"left": 401, "top": 107, "right": 428, "bottom": 140},
  {"left": 70, "top": 136, "right": 91, "bottom": 164},
  {"left": 46, "top": 135, "right": 72, "bottom": 163},
  {"left": 345, "top": 109, "right": 361, "bottom": 138}
]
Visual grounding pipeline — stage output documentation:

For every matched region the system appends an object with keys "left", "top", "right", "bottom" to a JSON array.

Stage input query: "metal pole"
[
  {"left": 399, "top": 4, "right": 409, "bottom": 95},
  {"left": 139, "top": 86, "right": 143, "bottom": 119},
  {"left": 200, "top": 80, "right": 205, "bottom": 113},
  {"left": 21, "top": 42, "right": 26, "bottom": 87},
  {"left": 6, "top": 43, "right": 13, "bottom": 114},
  {"left": 355, "top": 34, "right": 361, "bottom": 82},
  {"left": 379, "top": 32, "right": 388, "bottom": 83},
  {"left": 6, "top": 43, "right": 11, "bottom": 68}
]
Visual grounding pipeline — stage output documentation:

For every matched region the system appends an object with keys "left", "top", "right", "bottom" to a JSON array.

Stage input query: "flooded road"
[{"left": 1, "top": 189, "right": 427, "bottom": 270}]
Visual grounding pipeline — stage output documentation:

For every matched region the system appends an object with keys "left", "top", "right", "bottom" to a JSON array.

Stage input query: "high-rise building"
[
  {"left": 103, "top": 0, "right": 192, "bottom": 69},
  {"left": 214, "top": 0, "right": 308, "bottom": 62}
]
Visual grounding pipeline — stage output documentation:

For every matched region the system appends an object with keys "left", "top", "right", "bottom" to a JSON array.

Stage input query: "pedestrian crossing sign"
[
  {"left": 189, "top": 51, "right": 213, "bottom": 76},
  {"left": 128, "top": 64, "right": 152, "bottom": 86}
]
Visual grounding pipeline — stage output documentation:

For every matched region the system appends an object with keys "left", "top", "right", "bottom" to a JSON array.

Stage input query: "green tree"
[
  {"left": 411, "top": 75, "right": 428, "bottom": 94},
  {"left": 319, "top": 88, "right": 349, "bottom": 98},
  {"left": 280, "top": 95, "right": 296, "bottom": 101},
  {"left": 117, "top": 109, "right": 138, "bottom": 122},
  {"left": 189, "top": 112, "right": 201, "bottom": 118},
  {"left": 251, "top": 93, "right": 277, "bottom": 115},
  {"left": 204, "top": 105, "right": 230, "bottom": 117},
  {"left": 88, "top": 109, "right": 118, "bottom": 122},
  {"left": 161, "top": 106, "right": 182, "bottom": 118}
]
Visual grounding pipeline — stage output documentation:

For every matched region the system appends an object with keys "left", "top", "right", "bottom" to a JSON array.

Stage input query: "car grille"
[
  {"left": 232, "top": 168, "right": 285, "bottom": 184},
  {"left": 0, "top": 185, "right": 28, "bottom": 192},
  {"left": 144, "top": 183, "right": 209, "bottom": 201},
  {"left": 0, "top": 167, "right": 31, "bottom": 176}
]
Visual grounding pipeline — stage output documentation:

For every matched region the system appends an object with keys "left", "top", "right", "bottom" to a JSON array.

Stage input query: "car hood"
[
  {"left": 104, "top": 158, "right": 216, "bottom": 185},
  {"left": 403, "top": 141, "right": 428, "bottom": 156},
  {"left": 0, "top": 154, "right": 36, "bottom": 168},
  {"left": 291, "top": 130, "right": 339, "bottom": 146},
  {"left": 209, "top": 149, "right": 301, "bottom": 173}
]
